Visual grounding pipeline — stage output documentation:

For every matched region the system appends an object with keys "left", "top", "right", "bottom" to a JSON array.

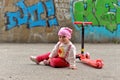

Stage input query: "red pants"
[{"left": 36, "top": 52, "right": 69, "bottom": 68}]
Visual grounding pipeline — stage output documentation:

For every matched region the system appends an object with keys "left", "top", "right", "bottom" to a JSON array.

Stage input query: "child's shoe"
[{"left": 30, "top": 56, "right": 39, "bottom": 65}]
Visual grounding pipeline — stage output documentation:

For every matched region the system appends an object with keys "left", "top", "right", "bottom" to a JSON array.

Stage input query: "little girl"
[{"left": 30, "top": 27, "right": 77, "bottom": 69}]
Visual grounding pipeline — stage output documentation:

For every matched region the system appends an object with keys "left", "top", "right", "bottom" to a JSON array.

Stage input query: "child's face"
[{"left": 58, "top": 35, "right": 70, "bottom": 44}]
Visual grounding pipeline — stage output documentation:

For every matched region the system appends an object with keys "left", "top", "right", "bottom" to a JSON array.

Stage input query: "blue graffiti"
[
  {"left": 5, "top": 0, "right": 58, "bottom": 30},
  {"left": 27, "top": 2, "right": 46, "bottom": 28},
  {"left": 45, "top": 0, "right": 58, "bottom": 27}
]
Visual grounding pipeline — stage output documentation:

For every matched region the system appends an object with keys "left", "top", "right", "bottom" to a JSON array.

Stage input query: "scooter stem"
[{"left": 81, "top": 24, "right": 84, "bottom": 54}]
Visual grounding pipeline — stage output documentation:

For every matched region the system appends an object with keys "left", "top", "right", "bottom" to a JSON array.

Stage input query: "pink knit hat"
[{"left": 58, "top": 27, "right": 73, "bottom": 39}]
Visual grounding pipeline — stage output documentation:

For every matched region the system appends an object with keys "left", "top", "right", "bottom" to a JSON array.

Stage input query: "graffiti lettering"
[
  {"left": 0, "top": 0, "right": 5, "bottom": 8},
  {"left": 55, "top": 0, "right": 70, "bottom": 21},
  {"left": 55, "top": 0, "right": 70, "bottom": 3},
  {"left": 101, "top": 14, "right": 116, "bottom": 21},
  {"left": 0, "top": 0, "right": 5, "bottom": 21},
  {"left": 5, "top": 0, "right": 58, "bottom": 30}
]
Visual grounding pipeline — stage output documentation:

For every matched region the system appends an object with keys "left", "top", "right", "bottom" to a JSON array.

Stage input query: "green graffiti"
[{"left": 73, "top": 0, "right": 120, "bottom": 32}]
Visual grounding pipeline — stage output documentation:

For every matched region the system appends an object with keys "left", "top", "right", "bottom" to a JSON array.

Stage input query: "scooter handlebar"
[{"left": 74, "top": 22, "right": 92, "bottom": 25}]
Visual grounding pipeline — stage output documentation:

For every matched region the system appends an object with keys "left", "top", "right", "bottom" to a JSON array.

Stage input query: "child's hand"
[
  {"left": 69, "top": 66, "right": 77, "bottom": 70},
  {"left": 43, "top": 58, "right": 52, "bottom": 65},
  {"left": 43, "top": 60, "right": 50, "bottom": 65}
]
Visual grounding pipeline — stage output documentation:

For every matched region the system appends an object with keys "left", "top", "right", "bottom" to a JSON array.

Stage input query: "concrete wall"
[{"left": 0, "top": 0, "right": 120, "bottom": 43}]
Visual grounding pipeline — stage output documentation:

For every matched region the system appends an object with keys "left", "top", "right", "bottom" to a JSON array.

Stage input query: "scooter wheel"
[
  {"left": 76, "top": 54, "right": 81, "bottom": 60},
  {"left": 96, "top": 59, "right": 104, "bottom": 69},
  {"left": 85, "top": 52, "right": 90, "bottom": 59}
]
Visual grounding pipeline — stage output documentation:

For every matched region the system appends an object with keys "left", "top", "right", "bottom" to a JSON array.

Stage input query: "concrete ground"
[{"left": 0, "top": 43, "right": 120, "bottom": 80}]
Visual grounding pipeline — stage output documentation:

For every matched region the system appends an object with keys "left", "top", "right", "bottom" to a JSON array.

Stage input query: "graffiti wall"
[
  {"left": 0, "top": 0, "right": 120, "bottom": 43},
  {"left": 71, "top": 0, "right": 120, "bottom": 43}
]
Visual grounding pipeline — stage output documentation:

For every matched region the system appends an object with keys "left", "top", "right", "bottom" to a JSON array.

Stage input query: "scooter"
[{"left": 74, "top": 22, "right": 104, "bottom": 69}]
